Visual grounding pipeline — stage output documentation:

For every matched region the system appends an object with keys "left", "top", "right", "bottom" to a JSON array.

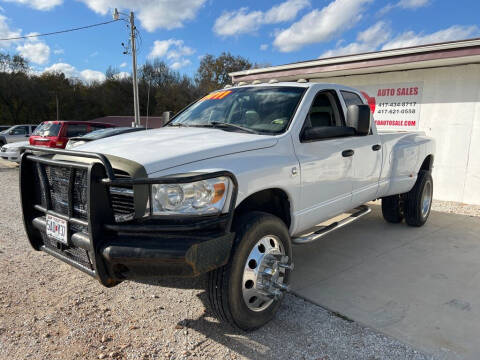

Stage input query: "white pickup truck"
[{"left": 20, "top": 82, "right": 435, "bottom": 330}]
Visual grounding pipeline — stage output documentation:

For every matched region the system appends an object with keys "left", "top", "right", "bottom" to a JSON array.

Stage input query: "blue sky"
[{"left": 0, "top": 0, "right": 478, "bottom": 82}]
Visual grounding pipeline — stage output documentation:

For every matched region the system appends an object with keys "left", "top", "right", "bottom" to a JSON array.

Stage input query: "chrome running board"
[{"left": 292, "top": 205, "right": 371, "bottom": 245}]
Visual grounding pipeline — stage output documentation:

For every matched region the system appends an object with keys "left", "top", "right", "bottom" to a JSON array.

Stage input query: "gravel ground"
[{"left": 0, "top": 167, "right": 457, "bottom": 360}]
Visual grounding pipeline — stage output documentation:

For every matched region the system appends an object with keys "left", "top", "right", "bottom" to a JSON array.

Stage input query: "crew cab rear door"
[{"left": 338, "top": 90, "right": 382, "bottom": 206}]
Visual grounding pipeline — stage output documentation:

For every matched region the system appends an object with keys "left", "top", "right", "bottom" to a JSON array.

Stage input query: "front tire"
[
  {"left": 207, "top": 211, "right": 292, "bottom": 331},
  {"left": 405, "top": 170, "right": 433, "bottom": 227}
]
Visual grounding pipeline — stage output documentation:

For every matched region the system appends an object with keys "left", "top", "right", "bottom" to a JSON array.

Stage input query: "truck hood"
[{"left": 76, "top": 126, "right": 278, "bottom": 174}]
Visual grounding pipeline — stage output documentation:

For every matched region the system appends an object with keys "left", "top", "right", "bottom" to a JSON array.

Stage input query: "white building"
[{"left": 230, "top": 38, "right": 480, "bottom": 205}]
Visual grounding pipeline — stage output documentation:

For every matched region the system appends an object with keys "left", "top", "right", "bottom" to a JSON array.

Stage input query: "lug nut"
[
  {"left": 272, "top": 282, "right": 290, "bottom": 292},
  {"left": 278, "top": 262, "right": 294, "bottom": 271}
]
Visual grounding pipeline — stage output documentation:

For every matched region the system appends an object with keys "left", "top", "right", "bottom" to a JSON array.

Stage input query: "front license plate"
[{"left": 46, "top": 214, "right": 68, "bottom": 245}]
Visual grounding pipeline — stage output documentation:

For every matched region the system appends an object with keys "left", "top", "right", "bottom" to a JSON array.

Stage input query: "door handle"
[
  {"left": 372, "top": 144, "right": 381, "bottom": 151},
  {"left": 342, "top": 149, "right": 354, "bottom": 157}
]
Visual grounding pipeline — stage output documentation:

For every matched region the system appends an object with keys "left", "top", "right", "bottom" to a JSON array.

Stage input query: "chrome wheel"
[
  {"left": 421, "top": 180, "right": 432, "bottom": 218},
  {"left": 241, "top": 235, "right": 292, "bottom": 312}
]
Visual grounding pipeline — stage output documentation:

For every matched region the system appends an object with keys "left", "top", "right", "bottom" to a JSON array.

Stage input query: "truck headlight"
[{"left": 150, "top": 177, "right": 231, "bottom": 215}]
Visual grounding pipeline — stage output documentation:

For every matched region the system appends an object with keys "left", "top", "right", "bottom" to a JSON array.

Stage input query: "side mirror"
[
  {"left": 9, "top": 130, "right": 14, "bottom": 135},
  {"left": 302, "top": 126, "right": 356, "bottom": 141},
  {"left": 347, "top": 104, "right": 371, "bottom": 135}
]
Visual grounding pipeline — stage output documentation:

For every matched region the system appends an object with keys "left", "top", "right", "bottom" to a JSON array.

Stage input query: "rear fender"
[{"left": 382, "top": 133, "right": 435, "bottom": 196}]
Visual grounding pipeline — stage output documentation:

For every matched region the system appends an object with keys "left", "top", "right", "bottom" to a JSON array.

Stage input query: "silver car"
[
  {"left": 0, "top": 140, "right": 29, "bottom": 162},
  {"left": 0, "top": 124, "right": 37, "bottom": 146}
]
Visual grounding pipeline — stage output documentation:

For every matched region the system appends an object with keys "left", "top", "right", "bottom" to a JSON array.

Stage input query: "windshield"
[
  {"left": 169, "top": 86, "right": 305, "bottom": 134},
  {"left": 33, "top": 122, "right": 61, "bottom": 137}
]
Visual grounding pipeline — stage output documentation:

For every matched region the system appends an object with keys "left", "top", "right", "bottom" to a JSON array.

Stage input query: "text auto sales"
[
  {"left": 377, "top": 87, "right": 419, "bottom": 97},
  {"left": 374, "top": 86, "right": 420, "bottom": 127}
]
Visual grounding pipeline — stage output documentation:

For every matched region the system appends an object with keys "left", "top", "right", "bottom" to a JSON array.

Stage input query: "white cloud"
[
  {"left": 170, "top": 59, "right": 191, "bottom": 70},
  {"left": 273, "top": 0, "right": 373, "bottom": 52},
  {"left": 148, "top": 39, "right": 194, "bottom": 70},
  {"left": 379, "top": 0, "right": 430, "bottom": 15},
  {"left": 2, "top": 0, "right": 62, "bottom": 11},
  {"left": 214, "top": 7, "right": 263, "bottom": 36},
  {"left": 397, "top": 0, "right": 430, "bottom": 9},
  {"left": 119, "top": 62, "right": 127, "bottom": 68},
  {"left": 149, "top": 39, "right": 194, "bottom": 59},
  {"left": 44, "top": 62, "right": 77, "bottom": 77},
  {"left": 53, "top": 48, "right": 64, "bottom": 55},
  {"left": 113, "top": 71, "right": 129, "bottom": 79},
  {"left": 321, "top": 24, "right": 479, "bottom": 58},
  {"left": 214, "top": 0, "right": 310, "bottom": 37},
  {"left": 16, "top": 35, "right": 50, "bottom": 65},
  {"left": 382, "top": 25, "right": 479, "bottom": 50},
  {"left": 0, "top": 16, "right": 51, "bottom": 64},
  {"left": 260, "top": 44, "right": 268, "bottom": 51},
  {"left": 321, "top": 21, "right": 391, "bottom": 57},
  {"left": 43, "top": 62, "right": 107, "bottom": 83},
  {"left": 79, "top": 0, "right": 206, "bottom": 31},
  {"left": 80, "top": 69, "right": 105, "bottom": 83},
  {"left": 0, "top": 14, "right": 21, "bottom": 47},
  {"left": 264, "top": 0, "right": 310, "bottom": 23}
]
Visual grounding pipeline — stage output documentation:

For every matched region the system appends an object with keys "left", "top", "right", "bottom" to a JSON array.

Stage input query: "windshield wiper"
[
  {"left": 208, "top": 122, "right": 259, "bottom": 134},
  {"left": 167, "top": 123, "right": 189, "bottom": 127}
]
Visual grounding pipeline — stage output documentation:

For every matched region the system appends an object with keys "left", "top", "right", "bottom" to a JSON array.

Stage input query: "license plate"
[{"left": 46, "top": 214, "right": 68, "bottom": 245}]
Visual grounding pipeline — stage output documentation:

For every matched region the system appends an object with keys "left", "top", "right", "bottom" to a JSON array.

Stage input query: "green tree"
[{"left": 195, "top": 52, "right": 253, "bottom": 94}]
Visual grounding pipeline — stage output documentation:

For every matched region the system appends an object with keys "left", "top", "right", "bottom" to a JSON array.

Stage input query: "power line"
[{"left": 0, "top": 19, "right": 120, "bottom": 41}]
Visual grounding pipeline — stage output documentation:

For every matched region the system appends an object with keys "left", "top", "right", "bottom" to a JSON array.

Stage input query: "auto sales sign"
[{"left": 358, "top": 82, "right": 423, "bottom": 131}]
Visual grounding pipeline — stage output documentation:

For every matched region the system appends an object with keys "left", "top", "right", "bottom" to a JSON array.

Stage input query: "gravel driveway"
[{"left": 0, "top": 168, "right": 437, "bottom": 360}]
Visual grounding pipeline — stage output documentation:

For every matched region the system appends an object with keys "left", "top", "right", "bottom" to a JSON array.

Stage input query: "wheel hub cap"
[
  {"left": 241, "top": 235, "right": 293, "bottom": 312},
  {"left": 421, "top": 181, "right": 432, "bottom": 218}
]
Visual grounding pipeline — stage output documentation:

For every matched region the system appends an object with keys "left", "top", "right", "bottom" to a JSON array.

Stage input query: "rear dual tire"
[{"left": 381, "top": 170, "right": 433, "bottom": 227}]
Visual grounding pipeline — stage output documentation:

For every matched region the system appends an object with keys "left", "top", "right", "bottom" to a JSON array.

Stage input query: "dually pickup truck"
[{"left": 20, "top": 82, "right": 435, "bottom": 330}]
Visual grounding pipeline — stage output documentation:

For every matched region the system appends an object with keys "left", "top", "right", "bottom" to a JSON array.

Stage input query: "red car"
[{"left": 30, "top": 121, "right": 117, "bottom": 149}]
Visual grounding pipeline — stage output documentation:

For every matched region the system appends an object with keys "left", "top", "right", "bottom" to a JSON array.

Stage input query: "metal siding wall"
[{"left": 311, "top": 64, "right": 480, "bottom": 205}]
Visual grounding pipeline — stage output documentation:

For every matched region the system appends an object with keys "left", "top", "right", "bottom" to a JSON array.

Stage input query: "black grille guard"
[{"left": 20, "top": 145, "right": 238, "bottom": 286}]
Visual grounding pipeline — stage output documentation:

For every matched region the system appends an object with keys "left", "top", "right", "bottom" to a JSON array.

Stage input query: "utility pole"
[
  {"left": 129, "top": 11, "right": 140, "bottom": 128},
  {"left": 55, "top": 93, "right": 59, "bottom": 121},
  {"left": 114, "top": 8, "right": 140, "bottom": 128}
]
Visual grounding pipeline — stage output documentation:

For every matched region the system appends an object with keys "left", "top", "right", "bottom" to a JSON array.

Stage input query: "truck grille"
[
  {"left": 44, "top": 165, "right": 88, "bottom": 220},
  {"left": 38, "top": 165, "right": 134, "bottom": 224},
  {"left": 32, "top": 163, "right": 135, "bottom": 269},
  {"left": 35, "top": 163, "right": 92, "bottom": 268},
  {"left": 110, "top": 169, "right": 135, "bottom": 222}
]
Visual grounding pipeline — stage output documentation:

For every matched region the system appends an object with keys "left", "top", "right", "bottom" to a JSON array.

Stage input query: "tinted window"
[
  {"left": 66, "top": 124, "right": 89, "bottom": 137},
  {"left": 306, "top": 91, "right": 345, "bottom": 129},
  {"left": 33, "top": 123, "right": 61, "bottom": 136},
  {"left": 170, "top": 87, "right": 305, "bottom": 134},
  {"left": 11, "top": 126, "right": 28, "bottom": 135},
  {"left": 341, "top": 91, "right": 364, "bottom": 107}
]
